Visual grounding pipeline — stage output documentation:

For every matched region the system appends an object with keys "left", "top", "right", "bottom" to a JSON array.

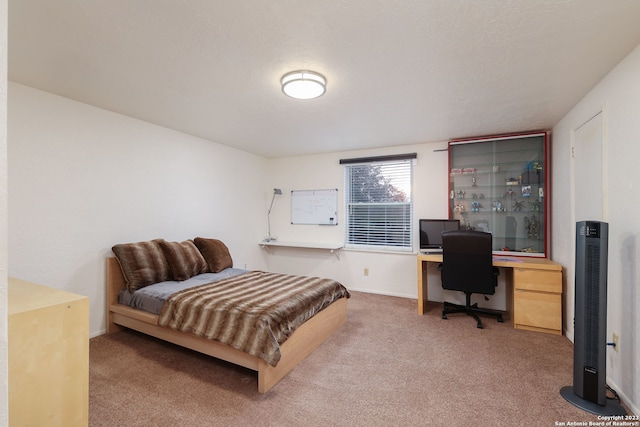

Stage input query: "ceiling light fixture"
[{"left": 281, "top": 70, "right": 326, "bottom": 99}]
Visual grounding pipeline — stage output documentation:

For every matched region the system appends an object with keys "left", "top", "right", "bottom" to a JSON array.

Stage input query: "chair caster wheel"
[
  {"left": 442, "top": 313, "right": 448, "bottom": 320},
  {"left": 497, "top": 316, "right": 504, "bottom": 323},
  {"left": 477, "top": 322, "right": 483, "bottom": 329}
]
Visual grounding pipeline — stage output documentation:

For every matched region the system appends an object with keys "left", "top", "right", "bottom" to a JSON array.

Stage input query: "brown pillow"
[
  {"left": 159, "top": 240, "right": 208, "bottom": 281},
  {"left": 193, "top": 237, "right": 233, "bottom": 273},
  {"left": 112, "top": 239, "right": 172, "bottom": 292}
]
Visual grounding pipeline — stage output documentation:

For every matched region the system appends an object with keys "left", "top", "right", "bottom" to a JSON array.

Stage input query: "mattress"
[{"left": 117, "top": 267, "right": 249, "bottom": 315}]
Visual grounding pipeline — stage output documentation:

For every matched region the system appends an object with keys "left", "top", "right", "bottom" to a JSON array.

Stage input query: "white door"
[{"left": 574, "top": 112, "right": 604, "bottom": 223}]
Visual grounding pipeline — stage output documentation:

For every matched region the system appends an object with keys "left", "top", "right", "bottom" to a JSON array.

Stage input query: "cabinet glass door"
[{"left": 448, "top": 133, "right": 548, "bottom": 257}]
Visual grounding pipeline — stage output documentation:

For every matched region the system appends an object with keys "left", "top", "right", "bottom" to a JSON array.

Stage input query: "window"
[{"left": 342, "top": 154, "right": 415, "bottom": 251}]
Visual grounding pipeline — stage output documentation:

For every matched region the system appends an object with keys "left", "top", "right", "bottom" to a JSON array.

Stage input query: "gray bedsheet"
[{"left": 118, "top": 268, "right": 249, "bottom": 315}]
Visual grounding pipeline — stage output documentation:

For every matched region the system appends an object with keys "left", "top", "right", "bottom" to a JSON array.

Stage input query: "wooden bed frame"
[{"left": 106, "top": 257, "right": 348, "bottom": 393}]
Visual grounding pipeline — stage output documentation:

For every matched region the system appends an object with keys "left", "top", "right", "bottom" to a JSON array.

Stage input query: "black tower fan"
[{"left": 560, "top": 221, "right": 625, "bottom": 415}]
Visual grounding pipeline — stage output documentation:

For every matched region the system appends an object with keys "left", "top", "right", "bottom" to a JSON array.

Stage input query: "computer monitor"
[{"left": 419, "top": 219, "right": 460, "bottom": 250}]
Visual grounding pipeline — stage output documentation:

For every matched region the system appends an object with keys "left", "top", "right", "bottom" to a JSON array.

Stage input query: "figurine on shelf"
[
  {"left": 524, "top": 215, "right": 540, "bottom": 239},
  {"left": 474, "top": 220, "right": 490, "bottom": 232},
  {"left": 504, "top": 188, "right": 515, "bottom": 197},
  {"left": 453, "top": 202, "right": 465, "bottom": 213},
  {"left": 506, "top": 177, "right": 519, "bottom": 185},
  {"left": 456, "top": 190, "right": 466, "bottom": 199},
  {"left": 530, "top": 199, "right": 541, "bottom": 212},
  {"left": 513, "top": 200, "right": 525, "bottom": 211},
  {"left": 472, "top": 176, "right": 477, "bottom": 187},
  {"left": 493, "top": 200, "right": 505, "bottom": 212},
  {"left": 470, "top": 201, "right": 481, "bottom": 212},
  {"left": 479, "top": 193, "right": 485, "bottom": 199}
]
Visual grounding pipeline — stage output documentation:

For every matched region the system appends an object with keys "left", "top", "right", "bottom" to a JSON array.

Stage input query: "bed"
[{"left": 106, "top": 238, "right": 349, "bottom": 393}]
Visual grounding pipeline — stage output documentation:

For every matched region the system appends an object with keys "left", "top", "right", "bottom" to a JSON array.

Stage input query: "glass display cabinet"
[{"left": 448, "top": 132, "right": 549, "bottom": 257}]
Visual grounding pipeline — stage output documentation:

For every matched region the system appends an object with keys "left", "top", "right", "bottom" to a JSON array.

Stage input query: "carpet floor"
[{"left": 89, "top": 291, "right": 627, "bottom": 426}]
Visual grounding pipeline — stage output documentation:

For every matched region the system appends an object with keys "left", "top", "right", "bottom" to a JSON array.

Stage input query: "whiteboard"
[{"left": 291, "top": 189, "right": 338, "bottom": 225}]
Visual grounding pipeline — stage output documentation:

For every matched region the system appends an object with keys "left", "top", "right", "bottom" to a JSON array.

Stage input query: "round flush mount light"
[{"left": 281, "top": 70, "right": 326, "bottom": 99}]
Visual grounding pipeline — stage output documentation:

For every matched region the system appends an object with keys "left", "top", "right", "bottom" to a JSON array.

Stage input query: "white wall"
[
  {"left": 552, "top": 43, "right": 640, "bottom": 415},
  {"left": 0, "top": 0, "right": 9, "bottom": 424},
  {"left": 8, "top": 83, "right": 270, "bottom": 337}
]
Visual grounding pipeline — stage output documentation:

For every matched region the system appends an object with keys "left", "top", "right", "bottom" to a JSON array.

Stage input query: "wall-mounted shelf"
[{"left": 259, "top": 241, "right": 343, "bottom": 259}]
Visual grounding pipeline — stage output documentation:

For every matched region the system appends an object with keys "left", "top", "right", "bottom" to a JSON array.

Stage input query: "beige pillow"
[
  {"left": 159, "top": 240, "right": 209, "bottom": 281},
  {"left": 193, "top": 237, "right": 233, "bottom": 273},
  {"left": 112, "top": 239, "right": 172, "bottom": 292}
]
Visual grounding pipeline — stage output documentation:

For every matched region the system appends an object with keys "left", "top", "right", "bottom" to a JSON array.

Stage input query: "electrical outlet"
[
  {"left": 613, "top": 333, "right": 619, "bottom": 353},
  {"left": 364, "top": 268, "right": 369, "bottom": 276}
]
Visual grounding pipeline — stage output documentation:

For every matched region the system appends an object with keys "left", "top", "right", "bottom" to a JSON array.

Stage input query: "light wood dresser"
[{"left": 8, "top": 277, "right": 89, "bottom": 426}]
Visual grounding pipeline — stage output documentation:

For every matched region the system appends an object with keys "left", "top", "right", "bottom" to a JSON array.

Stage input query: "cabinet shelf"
[
  {"left": 463, "top": 211, "right": 544, "bottom": 215},
  {"left": 449, "top": 132, "right": 549, "bottom": 257}
]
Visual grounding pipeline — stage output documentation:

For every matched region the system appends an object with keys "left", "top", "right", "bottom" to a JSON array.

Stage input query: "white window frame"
[{"left": 342, "top": 154, "right": 415, "bottom": 252}]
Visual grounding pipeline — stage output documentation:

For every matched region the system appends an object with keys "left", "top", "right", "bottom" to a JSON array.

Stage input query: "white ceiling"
[{"left": 8, "top": 1, "right": 640, "bottom": 158}]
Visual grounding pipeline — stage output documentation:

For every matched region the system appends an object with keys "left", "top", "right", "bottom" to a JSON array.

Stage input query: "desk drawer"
[
  {"left": 514, "top": 268, "right": 561, "bottom": 293},
  {"left": 514, "top": 290, "right": 562, "bottom": 332}
]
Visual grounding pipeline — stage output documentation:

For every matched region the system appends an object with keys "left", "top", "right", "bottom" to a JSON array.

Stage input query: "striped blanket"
[{"left": 158, "top": 271, "right": 350, "bottom": 366}]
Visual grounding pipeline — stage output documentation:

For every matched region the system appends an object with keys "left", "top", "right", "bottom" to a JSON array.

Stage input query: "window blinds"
[{"left": 343, "top": 156, "right": 414, "bottom": 251}]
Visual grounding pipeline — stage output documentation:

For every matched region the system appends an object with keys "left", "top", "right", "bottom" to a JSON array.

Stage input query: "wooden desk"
[{"left": 417, "top": 254, "right": 563, "bottom": 335}]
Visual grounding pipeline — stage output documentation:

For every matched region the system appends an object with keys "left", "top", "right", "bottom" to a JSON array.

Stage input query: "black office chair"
[{"left": 438, "top": 229, "right": 504, "bottom": 329}]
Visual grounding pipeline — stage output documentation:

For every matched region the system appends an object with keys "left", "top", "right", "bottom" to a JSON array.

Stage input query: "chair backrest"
[{"left": 440, "top": 229, "right": 496, "bottom": 295}]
